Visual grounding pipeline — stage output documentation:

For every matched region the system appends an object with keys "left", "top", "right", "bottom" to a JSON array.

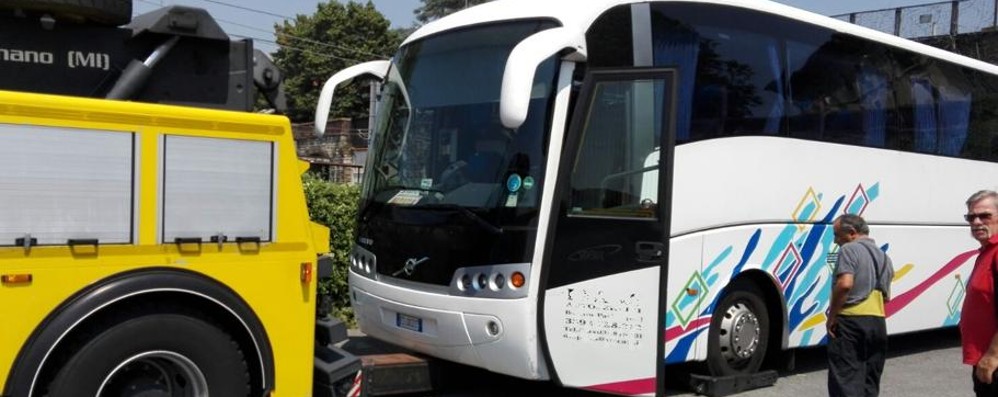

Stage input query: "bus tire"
[
  {"left": 45, "top": 308, "right": 250, "bottom": 396},
  {"left": 0, "top": 0, "right": 132, "bottom": 26},
  {"left": 706, "top": 281, "right": 770, "bottom": 376}
]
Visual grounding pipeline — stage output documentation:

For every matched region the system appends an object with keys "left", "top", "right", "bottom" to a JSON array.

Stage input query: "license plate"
[{"left": 396, "top": 313, "right": 423, "bottom": 333}]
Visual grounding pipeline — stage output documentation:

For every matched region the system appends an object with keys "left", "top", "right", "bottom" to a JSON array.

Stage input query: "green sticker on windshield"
[{"left": 523, "top": 176, "right": 535, "bottom": 190}]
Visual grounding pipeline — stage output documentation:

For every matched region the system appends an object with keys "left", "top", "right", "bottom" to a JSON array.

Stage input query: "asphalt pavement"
[
  {"left": 723, "top": 327, "right": 964, "bottom": 397},
  {"left": 343, "top": 327, "right": 967, "bottom": 396}
]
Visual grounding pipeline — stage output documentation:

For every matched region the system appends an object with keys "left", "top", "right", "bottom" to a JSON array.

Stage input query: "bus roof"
[{"left": 405, "top": 0, "right": 998, "bottom": 76}]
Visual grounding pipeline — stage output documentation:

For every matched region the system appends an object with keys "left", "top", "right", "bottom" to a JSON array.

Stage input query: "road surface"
[{"left": 344, "top": 327, "right": 966, "bottom": 396}]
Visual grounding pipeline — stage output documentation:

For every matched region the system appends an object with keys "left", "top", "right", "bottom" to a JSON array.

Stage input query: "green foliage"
[
  {"left": 302, "top": 172, "right": 360, "bottom": 324},
  {"left": 273, "top": 1, "right": 404, "bottom": 123},
  {"left": 414, "top": 0, "right": 492, "bottom": 24}
]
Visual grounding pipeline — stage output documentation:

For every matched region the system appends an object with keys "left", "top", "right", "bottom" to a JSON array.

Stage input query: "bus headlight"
[
  {"left": 450, "top": 263, "right": 529, "bottom": 298},
  {"left": 351, "top": 244, "right": 377, "bottom": 279},
  {"left": 493, "top": 273, "right": 505, "bottom": 290}
]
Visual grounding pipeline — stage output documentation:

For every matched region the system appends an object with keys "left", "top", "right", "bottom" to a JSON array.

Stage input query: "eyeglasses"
[{"left": 965, "top": 212, "right": 995, "bottom": 223}]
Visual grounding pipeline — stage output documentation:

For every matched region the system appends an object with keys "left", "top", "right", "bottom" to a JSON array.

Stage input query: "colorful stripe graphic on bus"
[{"left": 663, "top": 182, "right": 975, "bottom": 364}]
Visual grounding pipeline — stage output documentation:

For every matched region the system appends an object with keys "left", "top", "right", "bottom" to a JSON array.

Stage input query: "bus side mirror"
[
  {"left": 315, "top": 60, "right": 390, "bottom": 136},
  {"left": 500, "top": 27, "right": 587, "bottom": 130}
]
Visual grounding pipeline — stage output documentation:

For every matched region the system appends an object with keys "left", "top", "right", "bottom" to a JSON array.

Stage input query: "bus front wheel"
[
  {"left": 45, "top": 308, "right": 251, "bottom": 396},
  {"left": 706, "top": 281, "right": 770, "bottom": 376}
]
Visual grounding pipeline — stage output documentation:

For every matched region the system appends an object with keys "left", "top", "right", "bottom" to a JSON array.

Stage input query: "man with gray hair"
[
  {"left": 827, "top": 213, "right": 894, "bottom": 397},
  {"left": 960, "top": 190, "right": 998, "bottom": 396}
]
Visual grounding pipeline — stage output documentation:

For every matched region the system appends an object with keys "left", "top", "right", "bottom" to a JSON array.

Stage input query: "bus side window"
[
  {"left": 788, "top": 34, "right": 898, "bottom": 149},
  {"left": 788, "top": 37, "right": 862, "bottom": 143},
  {"left": 903, "top": 59, "right": 973, "bottom": 157},
  {"left": 964, "top": 70, "right": 998, "bottom": 161}
]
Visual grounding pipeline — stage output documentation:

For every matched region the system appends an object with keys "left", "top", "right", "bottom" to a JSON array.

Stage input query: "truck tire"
[
  {"left": 0, "top": 0, "right": 132, "bottom": 26},
  {"left": 45, "top": 308, "right": 251, "bottom": 396}
]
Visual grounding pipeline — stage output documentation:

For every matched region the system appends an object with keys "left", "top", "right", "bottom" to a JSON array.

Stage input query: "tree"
[
  {"left": 273, "top": 1, "right": 403, "bottom": 123},
  {"left": 414, "top": 0, "right": 492, "bottom": 24}
]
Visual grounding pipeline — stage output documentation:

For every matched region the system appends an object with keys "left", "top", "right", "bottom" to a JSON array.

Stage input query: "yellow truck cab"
[{"left": 0, "top": 3, "right": 359, "bottom": 396}]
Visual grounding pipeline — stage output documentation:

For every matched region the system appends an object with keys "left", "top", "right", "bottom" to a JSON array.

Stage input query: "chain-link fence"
[{"left": 832, "top": 0, "right": 998, "bottom": 38}]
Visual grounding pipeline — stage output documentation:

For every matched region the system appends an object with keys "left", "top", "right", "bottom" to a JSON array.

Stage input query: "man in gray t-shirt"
[
  {"left": 827, "top": 214, "right": 895, "bottom": 397},
  {"left": 835, "top": 235, "right": 894, "bottom": 306}
]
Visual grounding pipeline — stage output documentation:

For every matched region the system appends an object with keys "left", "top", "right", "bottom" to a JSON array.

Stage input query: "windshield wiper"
[{"left": 422, "top": 203, "right": 503, "bottom": 235}]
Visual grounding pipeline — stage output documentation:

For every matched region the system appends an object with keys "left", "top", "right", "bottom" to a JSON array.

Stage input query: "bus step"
[
  {"left": 688, "top": 370, "right": 778, "bottom": 397},
  {"left": 359, "top": 353, "right": 433, "bottom": 396}
]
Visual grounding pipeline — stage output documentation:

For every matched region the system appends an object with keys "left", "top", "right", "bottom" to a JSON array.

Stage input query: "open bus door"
[{"left": 541, "top": 69, "right": 676, "bottom": 396}]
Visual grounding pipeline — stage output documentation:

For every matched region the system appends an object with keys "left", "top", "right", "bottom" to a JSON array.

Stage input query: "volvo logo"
[{"left": 392, "top": 257, "right": 429, "bottom": 277}]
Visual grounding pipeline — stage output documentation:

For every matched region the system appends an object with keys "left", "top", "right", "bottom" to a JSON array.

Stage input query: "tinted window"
[
  {"left": 651, "top": 4, "right": 787, "bottom": 143},
  {"left": 648, "top": 2, "right": 998, "bottom": 162},
  {"left": 587, "top": 5, "right": 634, "bottom": 68},
  {"left": 891, "top": 51, "right": 974, "bottom": 157},
  {"left": 964, "top": 70, "right": 998, "bottom": 161},
  {"left": 787, "top": 34, "right": 901, "bottom": 149}
]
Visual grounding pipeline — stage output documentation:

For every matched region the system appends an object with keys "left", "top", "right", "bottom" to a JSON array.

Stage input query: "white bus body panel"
[
  {"left": 662, "top": 136, "right": 984, "bottom": 363},
  {"left": 543, "top": 266, "right": 660, "bottom": 395}
]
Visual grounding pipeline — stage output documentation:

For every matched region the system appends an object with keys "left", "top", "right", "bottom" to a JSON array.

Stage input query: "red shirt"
[{"left": 960, "top": 234, "right": 998, "bottom": 365}]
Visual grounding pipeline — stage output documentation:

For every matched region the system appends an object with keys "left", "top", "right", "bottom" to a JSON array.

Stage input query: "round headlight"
[{"left": 493, "top": 273, "right": 505, "bottom": 290}]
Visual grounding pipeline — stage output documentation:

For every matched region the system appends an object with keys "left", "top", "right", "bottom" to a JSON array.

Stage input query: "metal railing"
[{"left": 306, "top": 161, "right": 364, "bottom": 184}]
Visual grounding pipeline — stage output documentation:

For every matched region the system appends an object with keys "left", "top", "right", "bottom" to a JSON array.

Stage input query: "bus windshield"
[
  {"left": 363, "top": 20, "right": 558, "bottom": 213},
  {"left": 356, "top": 20, "right": 559, "bottom": 286}
]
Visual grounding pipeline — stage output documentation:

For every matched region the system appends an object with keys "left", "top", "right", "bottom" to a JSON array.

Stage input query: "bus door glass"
[{"left": 541, "top": 69, "right": 676, "bottom": 391}]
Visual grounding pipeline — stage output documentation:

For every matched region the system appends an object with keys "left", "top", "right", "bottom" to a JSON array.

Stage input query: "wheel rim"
[
  {"left": 97, "top": 351, "right": 208, "bottom": 397},
  {"left": 718, "top": 301, "right": 761, "bottom": 366}
]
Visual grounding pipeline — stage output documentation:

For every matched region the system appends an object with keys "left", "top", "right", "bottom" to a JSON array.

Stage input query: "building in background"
[{"left": 293, "top": 118, "right": 368, "bottom": 184}]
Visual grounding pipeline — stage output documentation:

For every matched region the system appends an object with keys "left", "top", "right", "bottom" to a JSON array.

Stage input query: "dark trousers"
[
  {"left": 972, "top": 367, "right": 998, "bottom": 397},
  {"left": 827, "top": 315, "right": 887, "bottom": 397}
]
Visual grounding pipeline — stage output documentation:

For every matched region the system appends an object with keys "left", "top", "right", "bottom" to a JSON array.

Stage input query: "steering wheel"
[{"left": 436, "top": 160, "right": 469, "bottom": 191}]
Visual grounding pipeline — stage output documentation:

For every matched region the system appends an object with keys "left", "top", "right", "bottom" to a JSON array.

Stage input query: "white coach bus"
[{"left": 316, "top": 0, "right": 998, "bottom": 395}]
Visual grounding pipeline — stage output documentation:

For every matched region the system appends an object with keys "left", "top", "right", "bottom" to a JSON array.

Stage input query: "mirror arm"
[
  {"left": 500, "top": 27, "right": 587, "bottom": 129},
  {"left": 314, "top": 60, "right": 391, "bottom": 136}
]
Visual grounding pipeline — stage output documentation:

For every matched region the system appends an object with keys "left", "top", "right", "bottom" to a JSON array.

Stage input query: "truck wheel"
[
  {"left": 46, "top": 309, "right": 250, "bottom": 396},
  {"left": 0, "top": 0, "right": 132, "bottom": 26},
  {"left": 706, "top": 281, "right": 770, "bottom": 376}
]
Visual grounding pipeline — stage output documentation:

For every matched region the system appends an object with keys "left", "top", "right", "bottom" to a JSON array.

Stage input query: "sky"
[{"left": 129, "top": 0, "right": 970, "bottom": 54}]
